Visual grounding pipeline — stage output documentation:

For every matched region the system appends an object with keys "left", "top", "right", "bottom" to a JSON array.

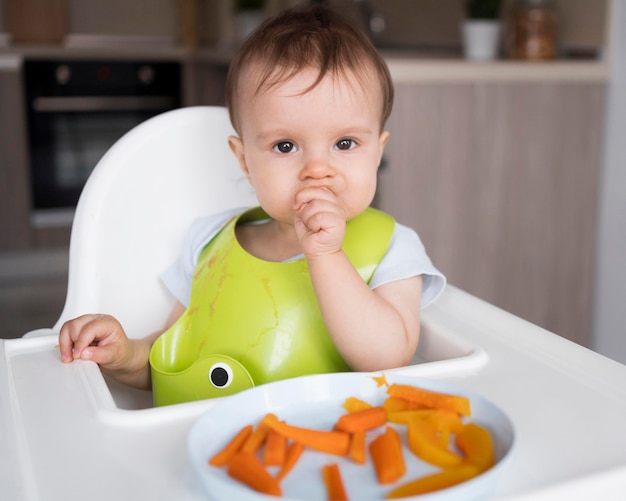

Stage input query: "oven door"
[
  {"left": 29, "top": 98, "right": 176, "bottom": 210},
  {"left": 24, "top": 60, "right": 181, "bottom": 214}
]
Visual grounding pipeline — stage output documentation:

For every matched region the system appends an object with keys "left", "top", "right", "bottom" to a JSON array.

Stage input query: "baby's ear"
[
  {"left": 377, "top": 130, "right": 390, "bottom": 166},
  {"left": 379, "top": 130, "right": 390, "bottom": 149},
  {"left": 228, "top": 135, "right": 250, "bottom": 179}
]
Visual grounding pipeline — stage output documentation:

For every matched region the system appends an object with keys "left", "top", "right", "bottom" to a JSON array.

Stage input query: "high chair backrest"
[{"left": 53, "top": 106, "right": 257, "bottom": 338}]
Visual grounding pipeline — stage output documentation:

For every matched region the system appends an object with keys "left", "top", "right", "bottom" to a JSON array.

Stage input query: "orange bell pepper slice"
[
  {"left": 388, "top": 408, "right": 463, "bottom": 434},
  {"left": 407, "top": 419, "right": 463, "bottom": 468},
  {"left": 455, "top": 422, "right": 496, "bottom": 473},
  {"left": 342, "top": 396, "right": 373, "bottom": 413},
  {"left": 385, "top": 464, "right": 479, "bottom": 499},
  {"left": 383, "top": 396, "right": 427, "bottom": 413}
]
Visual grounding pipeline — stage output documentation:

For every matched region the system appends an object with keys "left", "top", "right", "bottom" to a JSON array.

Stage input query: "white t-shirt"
[{"left": 161, "top": 207, "right": 446, "bottom": 309}]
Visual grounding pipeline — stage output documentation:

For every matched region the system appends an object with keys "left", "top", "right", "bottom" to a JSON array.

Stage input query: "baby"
[{"left": 59, "top": 5, "right": 445, "bottom": 404}]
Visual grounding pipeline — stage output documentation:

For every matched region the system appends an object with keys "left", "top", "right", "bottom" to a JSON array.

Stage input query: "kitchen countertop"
[
  {"left": 0, "top": 37, "right": 610, "bottom": 83},
  {"left": 2, "top": 285, "right": 625, "bottom": 500},
  {"left": 385, "top": 58, "right": 610, "bottom": 83}
]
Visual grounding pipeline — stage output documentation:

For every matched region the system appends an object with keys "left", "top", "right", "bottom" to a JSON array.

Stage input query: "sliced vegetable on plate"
[{"left": 188, "top": 372, "right": 515, "bottom": 500}]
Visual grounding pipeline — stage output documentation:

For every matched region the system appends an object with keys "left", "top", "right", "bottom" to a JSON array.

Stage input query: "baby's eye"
[
  {"left": 335, "top": 138, "right": 356, "bottom": 151},
  {"left": 273, "top": 141, "right": 298, "bottom": 154}
]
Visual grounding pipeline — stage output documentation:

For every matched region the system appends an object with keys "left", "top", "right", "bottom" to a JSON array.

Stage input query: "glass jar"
[{"left": 507, "top": 0, "right": 558, "bottom": 60}]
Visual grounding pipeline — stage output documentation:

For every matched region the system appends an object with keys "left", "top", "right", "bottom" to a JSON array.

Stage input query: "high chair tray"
[{"left": 1, "top": 286, "right": 626, "bottom": 500}]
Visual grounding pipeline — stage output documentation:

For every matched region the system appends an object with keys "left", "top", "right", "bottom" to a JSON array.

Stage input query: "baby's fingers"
[
  {"left": 58, "top": 314, "right": 106, "bottom": 362},
  {"left": 59, "top": 315, "right": 87, "bottom": 362},
  {"left": 75, "top": 342, "right": 123, "bottom": 368},
  {"left": 293, "top": 186, "right": 336, "bottom": 211}
]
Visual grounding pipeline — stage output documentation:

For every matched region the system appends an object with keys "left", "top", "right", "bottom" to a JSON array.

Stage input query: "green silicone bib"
[{"left": 150, "top": 207, "right": 394, "bottom": 406}]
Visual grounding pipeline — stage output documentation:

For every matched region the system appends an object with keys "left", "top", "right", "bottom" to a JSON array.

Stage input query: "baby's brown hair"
[{"left": 225, "top": 5, "right": 394, "bottom": 134}]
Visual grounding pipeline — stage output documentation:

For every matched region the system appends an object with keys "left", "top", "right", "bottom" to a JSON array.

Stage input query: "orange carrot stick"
[
  {"left": 264, "top": 415, "right": 350, "bottom": 456},
  {"left": 342, "top": 397, "right": 373, "bottom": 413},
  {"left": 322, "top": 463, "right": 349, "bottom": 501},
  {"left": 227, "top": 451, "right": 282, "bottom": 496},
  {"left": 335, "top": 406, "right": 387, "bottom": 433},
  {"left": 276, "top": 442, "right": 304, "bottom": 482},
  {"left": 349, "top": 431, "right": 366, "bottom": 464},
  {"left": 387, "top": 384, "right": 471, "bottom": 416},
  {"left": 241, "top": 420, "right": 271, "bottom": 454},
  {"left": 208, "top": 424, "right": 253, "bottom": 467},
  {"left": 385, "top": 464, "right": 479, "bottom": 499},
  {"left": 369, "top": 426, "right": 406, "bottom": 484},
  {"left": 264, "top": 429, "right": 288, "bottom": 467}
]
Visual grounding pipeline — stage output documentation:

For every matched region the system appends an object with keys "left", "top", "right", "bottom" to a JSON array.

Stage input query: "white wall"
[{"left": 592, "top": 0, "right": 626, "bottom": 364}]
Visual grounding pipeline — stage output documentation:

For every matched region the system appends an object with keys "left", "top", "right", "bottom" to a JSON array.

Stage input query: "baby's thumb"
[{"left": 79, "top": 345, "right": 117, "bottom": 366}]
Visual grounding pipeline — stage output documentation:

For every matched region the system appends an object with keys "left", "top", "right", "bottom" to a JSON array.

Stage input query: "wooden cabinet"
[
  {"left": 377, "top": 80, "right": 605, "bottom": 346},
  {"left": 181, "top": 58, "right": 229, "bottom": 107},
  {"left": 0, "top": 58, "right": 32, "bottom": 250}
]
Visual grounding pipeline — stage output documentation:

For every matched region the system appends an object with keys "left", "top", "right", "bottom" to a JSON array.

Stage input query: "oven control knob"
[
  {"left": 138, "top": 65, "right": 155, "bottom": 85},
  {"left": 55, "top": 65, "right": 71, "bottom": 85}
]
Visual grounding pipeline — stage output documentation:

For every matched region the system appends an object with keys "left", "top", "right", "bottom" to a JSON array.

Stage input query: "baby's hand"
[
  {"left": 294, "top": 187, "right": 346, "bottom": 258},
  {"left": 58, "top": 314, "right": 134, "bottom": 372}
]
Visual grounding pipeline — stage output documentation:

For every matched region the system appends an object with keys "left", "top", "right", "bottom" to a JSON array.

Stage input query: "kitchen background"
[{"left": 0, "top": 0, "right": 624, "bottom": 365}]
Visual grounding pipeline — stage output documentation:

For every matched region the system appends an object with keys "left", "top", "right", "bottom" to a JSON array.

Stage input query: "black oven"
[{"left": 23, "top": 60, "right": 181, "bottom": 216}]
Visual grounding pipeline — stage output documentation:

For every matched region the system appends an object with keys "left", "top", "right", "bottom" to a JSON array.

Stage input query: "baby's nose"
[{"left": 301, "top": 156, "right": 336, "bottom": 179}]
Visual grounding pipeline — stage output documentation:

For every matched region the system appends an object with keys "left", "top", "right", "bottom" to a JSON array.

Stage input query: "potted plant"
[{"left": 461, "top": 0, "right": 503, "bottom": 60}]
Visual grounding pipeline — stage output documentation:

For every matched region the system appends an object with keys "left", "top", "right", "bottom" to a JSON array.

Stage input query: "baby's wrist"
[{"left": 304, "top": 248, "right": 345, "bottom": 265}]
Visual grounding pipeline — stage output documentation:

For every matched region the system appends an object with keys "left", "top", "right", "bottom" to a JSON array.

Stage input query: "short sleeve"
[{"left": 369, "top": 223, "right": 446, "bottom": 309}]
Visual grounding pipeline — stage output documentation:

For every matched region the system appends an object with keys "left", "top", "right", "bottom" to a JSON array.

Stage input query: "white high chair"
[{"left": 30, "top": 106, "right": 257, "bottom": 339}]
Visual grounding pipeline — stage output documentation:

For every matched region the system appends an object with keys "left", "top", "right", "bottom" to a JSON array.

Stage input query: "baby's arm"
[
  {"left": 308, "top": 251, "right": 422, "bottom": 371},
  {"left": 294, "top": 189, "right": 422, "bottom": 371},
  {"left": 58, "top": 301, "right": 185, "bottom": 390}
]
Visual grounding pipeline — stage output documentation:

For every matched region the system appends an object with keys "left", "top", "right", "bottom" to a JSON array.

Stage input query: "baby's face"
[{"left": 229, "top": 67, "right": 389, "bottom": 226}]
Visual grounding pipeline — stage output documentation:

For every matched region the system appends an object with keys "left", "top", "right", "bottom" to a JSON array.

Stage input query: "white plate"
[{"left": 187, "top": 372, "right": 515, "bottom": 500}]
